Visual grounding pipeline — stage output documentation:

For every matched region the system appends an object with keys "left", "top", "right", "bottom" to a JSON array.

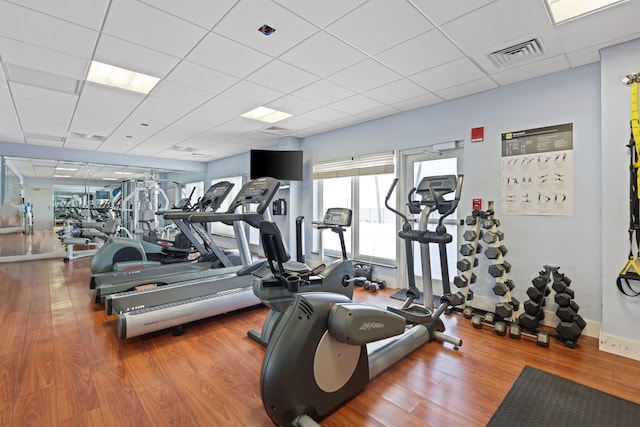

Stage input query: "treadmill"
[
  {"left": 90, "top": 181, "right": 239, "bottom": 302},
  {"left": 106, "top": 177, "right": 281, "bottom": 339}
]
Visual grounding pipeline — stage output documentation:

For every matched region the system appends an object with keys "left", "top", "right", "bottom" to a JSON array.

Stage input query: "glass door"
[{"left": 398, "top": 147, "right": 463, "bottom": 300}]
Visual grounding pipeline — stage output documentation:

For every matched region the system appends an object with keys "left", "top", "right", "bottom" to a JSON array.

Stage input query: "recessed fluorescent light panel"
[
  {"left": 546, "top": 0, "right": 627, "bottom": 23},
  {"left": 114, "top": 171, "right": 133, "bottom": 175},
  {"left": 53, "top": 174, "right": 72, "bottom": 178},
  {"left": 55, "top": 167, "right": 77, "bottom": 171},
  {"left": 103, "top": 177, "right": 119, "bottom": 181},
  {"left": 86, "top": 61, "right": 160, "bottom": 94},
  {"left": 241, "top": 106, "right": 292, "bottom": 124}
]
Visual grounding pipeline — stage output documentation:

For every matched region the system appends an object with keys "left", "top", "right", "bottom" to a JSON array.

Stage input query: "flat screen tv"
[{"left": 250, "top": 149, "right": 303, "bottom": 181}]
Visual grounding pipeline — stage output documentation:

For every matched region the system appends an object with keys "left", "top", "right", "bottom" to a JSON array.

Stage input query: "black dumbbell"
[
  {"left": 495, "top": 302, "right": 514, "bottom": 319},
  {"left": 554, "top": 290, "right": 575, "bottom": 307},
  {"left": 556, "top": 301, "right": 580, "bottom": 321},
  {"left": 457, "top": 258, "right": 478, "bottom": 272},
  {"left": 485, "top": 245, "right": 508, "bottom": 259},
  {"left": 460, "top": 244, "right": 476, "bottom": 257},
  {"left": 527, "top": 286, "right": 551, "bottom": 301},
  {"left": 463, "top": 230, "right": 478, "bottom": 241},
  {"left": 508, "top": 324, "right": 550, "bottom": 347}
]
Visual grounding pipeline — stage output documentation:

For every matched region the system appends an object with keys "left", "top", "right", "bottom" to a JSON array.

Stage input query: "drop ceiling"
[{"left": 1, "top": 0, "right": 639, "bottom": 179}]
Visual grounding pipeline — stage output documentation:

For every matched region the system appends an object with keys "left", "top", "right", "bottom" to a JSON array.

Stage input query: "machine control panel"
[{"left": 323, "top": 207, "right": 353, "bottom": 227}]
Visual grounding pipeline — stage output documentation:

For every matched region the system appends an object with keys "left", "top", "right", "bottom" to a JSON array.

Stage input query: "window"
[{"left": 313, "top": 152, "right": 396, "bottom": 264}]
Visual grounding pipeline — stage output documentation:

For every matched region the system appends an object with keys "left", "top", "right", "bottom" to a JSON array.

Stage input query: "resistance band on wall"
[{"left": 617, "top": 74, "right": 640, "bottom": 296}]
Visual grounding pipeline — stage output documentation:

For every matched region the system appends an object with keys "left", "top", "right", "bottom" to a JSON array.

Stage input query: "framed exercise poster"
[{"left": 501, "top": 123, "right": 573, "bottom": 216}]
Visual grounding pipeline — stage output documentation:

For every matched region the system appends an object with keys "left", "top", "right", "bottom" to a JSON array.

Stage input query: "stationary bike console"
[{"left": 322, "top": 207, "right": 353, "bottom": 227}]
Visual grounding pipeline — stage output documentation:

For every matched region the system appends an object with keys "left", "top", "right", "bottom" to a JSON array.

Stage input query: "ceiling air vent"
[
  {"left": 488, "top": 39, "right": 544, "bottom": 68},
  {"left": 258, "top": 126, "right": 291, "bottom": 136}
]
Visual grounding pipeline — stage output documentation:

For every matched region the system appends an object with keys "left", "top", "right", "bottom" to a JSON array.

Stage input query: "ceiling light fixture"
[
  {"left": 55, "top": 167, "right": 77, "bottom": 171},
  {"left": 103, "top": 177, "right": 120, "bottom": 181},
  {"left": 546, "top": 0, "right": 627, "bottom": 23},
  {"left": 114, "top": 171, "right": 133, "bottom": 175},
  {"left": 241, "top": 106, "right": 292, "bottom": 124},
  {"left": 53, "top": 174, "right": 72, "bottom": 178},
  {"left": 86, "top": 61, "right": 160, "bottom": 94}
]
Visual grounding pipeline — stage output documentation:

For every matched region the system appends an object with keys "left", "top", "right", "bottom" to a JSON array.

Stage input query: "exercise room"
[{"left": 1, "top": 1, "right": 639, "bottom": 426}]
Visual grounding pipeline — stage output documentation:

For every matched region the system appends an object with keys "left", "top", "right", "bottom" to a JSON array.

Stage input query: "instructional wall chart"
[{"left": 501, "top": 123, "right": 573, "bottom": 216}]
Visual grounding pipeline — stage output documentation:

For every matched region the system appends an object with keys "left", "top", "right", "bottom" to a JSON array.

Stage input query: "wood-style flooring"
[{"left": 1, "top": 229, "right": 640, "bottom": 426}]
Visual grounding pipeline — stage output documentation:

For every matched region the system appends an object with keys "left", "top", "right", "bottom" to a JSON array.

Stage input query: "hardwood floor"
[{"left": 1, "top": 230, "right": 640, "bottom": 426}]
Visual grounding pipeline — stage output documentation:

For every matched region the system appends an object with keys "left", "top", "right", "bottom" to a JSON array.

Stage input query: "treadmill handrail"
[{"left": 188, "top": 212, "right": 264, "bottom": 229}]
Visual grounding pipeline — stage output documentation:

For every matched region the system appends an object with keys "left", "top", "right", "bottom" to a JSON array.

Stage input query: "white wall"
[
  {"left": 600, "top": 38, "right": 640, "bottom": 358},
  {"left": 207, "top": 61, "right": 631, "bottom": 354},
  {"left": 299, "top": 63, "right": 602, "bottom": 326}
]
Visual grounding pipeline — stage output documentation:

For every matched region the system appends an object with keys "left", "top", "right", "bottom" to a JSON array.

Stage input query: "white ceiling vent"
[
  {"left": 258, "top": 126, "right": 291, "bottom": 136},
  {"left": 488, "top": 39, "right": 544, "bottom": 68}
]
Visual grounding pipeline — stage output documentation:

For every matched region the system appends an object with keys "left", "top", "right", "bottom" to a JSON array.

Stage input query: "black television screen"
[{"left": 250, "top": 150, "right": 303, "bottom": 181}]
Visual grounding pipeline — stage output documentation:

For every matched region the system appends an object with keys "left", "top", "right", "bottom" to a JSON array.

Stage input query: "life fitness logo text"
[{"left": 359, "top": 322, "right": 384, "bottom": 330}]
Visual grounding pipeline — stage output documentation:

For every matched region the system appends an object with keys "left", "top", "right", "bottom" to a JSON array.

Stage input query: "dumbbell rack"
[
  {"left": 453, "top": 209, "right": 519, "bottom": 324},
  {"left": 517, "top": 265, "right": 586, "bottom": 348}
]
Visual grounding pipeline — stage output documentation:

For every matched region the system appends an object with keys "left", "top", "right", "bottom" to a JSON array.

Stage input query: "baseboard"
[
  {"left": 599, "top": 332, "right": 640, "bottom": 361},
  {"left": 0, "top": 226, "right": 22, "bottom": 234},
  {"left": 539, "top": 309, "right": 601, "bottom": 340}
]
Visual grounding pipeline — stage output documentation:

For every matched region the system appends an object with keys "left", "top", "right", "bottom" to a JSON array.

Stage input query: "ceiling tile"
[
  {"left": 221, "top": 80, "right": 285, "bottom": 106},
  {"left": 291, "top": 79, "right": 356, "bottom": 105},
  {"left": 212, "top": 0, "right": 319, "bottom": 57},
  {"left": 364, "top": 78, "right": 430, "bottom": 105},
  {"left": 555, "top": 0, "right": 640, "bottom": 52},
  {"left": 93, "top": 34, "right": 181, "bottom": 79},
  {"left": 273, "top": 0, "right": 366, "bottom": 27},
  {"left": 0, "top": 36, "right": 88, "bottom": 80},
  {"left": 186, "top": 32, "right": 272, "bottom": 79},
  {"left": 139, "top": 0, "right": 237, "bottom": 29},
  {"left": 246, "top": 60, "right": 319, "bottom": 93},
  {"left": 357, "top": 105, "right": 401, "bottom": 121},
  {"left": 117, "top": 97, "right": 195, "bottom": 135},
  {"left": 434, "top": 76, "right": 498, "bottom": 101},
  {"left": 375, "top": 29, "right": 464, "bottom": 76},
  {"left": 327, "top": 0, "right": 434, "bottom": 55},
  {"left": 265, "top": 94, "right": 320, "bottom": 116},
  {"left": 0, "top": 1, "right": 98, "bottom": 58},
  {"left": 297, "top": 106, "right": 349, "bottom": 123},
  {"left": 410, "top": 57, "right": 487, "bottom": 92},
  {"left": 441, "top": 0, "right": 551, "bottom": 53},
  {"left": 102, "top": 0, "right": 208, "bottom": 57},
  {"left": 71, "top": 83, "right": 144, "bottom": 137},
  {"left": 9, "top": 82, "right": 77, "bottom": 136},
  {"left": 328, "top": 94, "right": 384, "bottom": 115},
  {"left": 0, "top": 82, "right": 23, "bottom": 142},
  {"left": 391, "top": 92, "right": 443, "bottom": 111},
  {"left": 279, "top": 31, "right": 368, "bottom": 78},
  {"left": 151, "top": 80, "right": 214, "bottom": 107},
  {"left": 328, "top": 59, "right": 402, "bottom": 93},
  {"left": 12, "top": 0, "right": 109, "bottom": 30},
  {"left": 164, "top": 61, "right": 239, "bottom": 95},
  {"left": 411, "top": 0, "right": 497, "bottom": 25},
  {"left": 491, "top": 55, "right": 570, "bottom": 86}
]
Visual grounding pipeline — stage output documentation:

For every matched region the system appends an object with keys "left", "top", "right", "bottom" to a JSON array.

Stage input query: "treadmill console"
[
  {"left": 323, "top": 207, "right": 353, "bottom": 227},
  {"left": 201, "top": 181, "right": 235, "bottom": 211},
  {"left": 227, "top": 177, "right": 281, "bottom": 214}
]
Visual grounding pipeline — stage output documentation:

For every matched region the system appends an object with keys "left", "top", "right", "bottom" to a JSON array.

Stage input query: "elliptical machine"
[
  {"left": 260, "top": 174, "right": 464, "bottom": 426},
  {"left": 248, "top": 207, "right": 356, "bottom": 346}
]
